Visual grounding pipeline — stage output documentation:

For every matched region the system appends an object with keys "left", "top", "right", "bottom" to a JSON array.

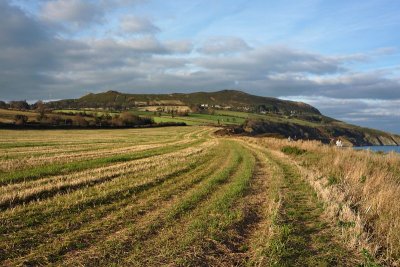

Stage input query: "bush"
[
  {"left": 9, "top": 100, "right": 30, "bottom": 110},
  {"left": 0, "top": 100, "right": 8, "bottom": 109},
  {"left": 327, "top": 175, "right": 339, "bottom": 185},
  {"left": 73, "top": 114, "right": 88, "bottom": 127},
  {"left": 111, "top": 115, "right": 123, "bottom": 127},
  {"left": 14, "top": 115, "right": 28, "bottom": 125},
  {"left": 111, "top": 112, "right": 154, "bottom": 127},
  {"left": 47, "top": 115, "right": 63, "bottom": 126},
  {"left": 119, "top": 112, "right": 140, "bottom": 126},
  {"left": 281, "top": 146, "right": 306, "bottom": 156}
]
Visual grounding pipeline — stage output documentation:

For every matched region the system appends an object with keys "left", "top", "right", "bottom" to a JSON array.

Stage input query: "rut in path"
[
  {"left": 270, "top": 153, "right": 361, "bottom": 266},
  {"left": 202, "top": 141, "right": 361, "bottom": 266}
]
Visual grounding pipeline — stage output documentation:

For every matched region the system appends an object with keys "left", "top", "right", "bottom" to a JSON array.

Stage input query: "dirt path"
[
  {"left": 268, "top": 152, "right": 361, "bottom": 266},
  {"left": 235, "top": 141, "right": 361, "bottom": 266}
]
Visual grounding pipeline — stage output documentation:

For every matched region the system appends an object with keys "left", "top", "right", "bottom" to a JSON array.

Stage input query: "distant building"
[{"left": 336, "top": 139, "right": 343, "bottom": 147}]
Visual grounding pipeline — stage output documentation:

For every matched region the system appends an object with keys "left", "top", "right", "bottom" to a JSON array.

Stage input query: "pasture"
[
  {"left": 53, "top": 109, "right": 245, "bottom": 126},
  {"left": 0, "top": 126, "right": 397, "bottom": 266}
]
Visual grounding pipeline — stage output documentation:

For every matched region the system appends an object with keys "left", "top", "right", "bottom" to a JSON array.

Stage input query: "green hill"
[
  {"left": 46, "top": 89, "right": 321, "bottom": 115},
  {"left": 44, "top": 89, "right": 400, "bottom": 146}
]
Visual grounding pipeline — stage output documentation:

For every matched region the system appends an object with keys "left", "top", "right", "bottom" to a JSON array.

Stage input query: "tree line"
[{"left": 0, "top": 101, "right": 185, "bottom": 128}]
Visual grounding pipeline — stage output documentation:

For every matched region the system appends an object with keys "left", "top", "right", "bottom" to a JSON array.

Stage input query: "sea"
[{"left": 353, "top": 146, "right": 400, "bottom": 154}]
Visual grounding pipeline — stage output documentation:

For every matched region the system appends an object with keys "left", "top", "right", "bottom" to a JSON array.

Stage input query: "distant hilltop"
[
  {"left": 45, "top": 89, "right": 321, "bottom": 115},
  {"left": 3, "top": 89, "right": 399, "bottom": 146}
]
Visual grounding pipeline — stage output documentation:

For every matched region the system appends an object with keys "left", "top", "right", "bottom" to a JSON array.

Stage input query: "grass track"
[{"left": 257, "top": 147, "right": 362, "bottom": 266}]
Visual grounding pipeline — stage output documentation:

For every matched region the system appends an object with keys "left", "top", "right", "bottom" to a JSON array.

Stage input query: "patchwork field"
[
  {"left": 0, "top": 126, "right": 398, "bottom": 266},
  {"left": 53, "top": 109, "right": 246, "bottom": 126}
]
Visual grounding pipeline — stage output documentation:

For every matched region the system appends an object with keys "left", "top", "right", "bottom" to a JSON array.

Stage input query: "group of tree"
[
  {"left": 10, "top": 111, "right": 155, "bottom": 128},
  {"left": 14, "top": 115, "right": 29, "bottom": 126},
  {"left": 0, "top": 100, "right": 48, "bottom": 111},
  {"left": 44, "top": 101, "right": 140, "bottom": 111},
  {"left": 0, "top": 100, "right": 30, "bottom": 110},
  {"left": 110, "top": 112, "right": 153, "bottom": 127}
]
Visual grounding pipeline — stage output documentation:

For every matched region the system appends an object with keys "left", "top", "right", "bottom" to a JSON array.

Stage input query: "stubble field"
[{"left": 0, "top": 126, "right": 398, "bottom": 266}]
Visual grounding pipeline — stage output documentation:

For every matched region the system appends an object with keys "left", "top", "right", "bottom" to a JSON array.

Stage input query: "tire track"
[{"left": 265, "top": 150, "right": 361, "bottom": 266}]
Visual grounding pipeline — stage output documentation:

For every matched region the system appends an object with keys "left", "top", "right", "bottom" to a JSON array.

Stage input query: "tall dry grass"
[{"left": 246, "top": 137, "right": 400, "bottom": 265}]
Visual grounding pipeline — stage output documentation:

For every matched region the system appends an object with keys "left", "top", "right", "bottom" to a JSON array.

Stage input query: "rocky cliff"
[{"left": 240, "top": 120, "right": 400, "bottom": 146}]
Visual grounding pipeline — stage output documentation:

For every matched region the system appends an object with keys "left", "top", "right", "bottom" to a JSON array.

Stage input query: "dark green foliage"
[
  {"left": 0, "top": 101, "right": 8, "bottom": 109},
  {"left": 9, "top": 100, "right": 30, "bottom": 110},
  {"left": 281, "top": 146, "right": 306, "bottom": 156},
  {"left": 360, "top": 249, "right": 381, "bottom": 267},
  {"left": 14, "top": 114, "right": 28, "bottom": 125},
  {"left": 338, "top": 220, "right": 356, "bottom": 228},
  {"left": 327, "top": 175, "right": 339, "bottom": 185}
]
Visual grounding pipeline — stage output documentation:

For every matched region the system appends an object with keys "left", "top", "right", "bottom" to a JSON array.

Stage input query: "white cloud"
[
  {"left": 1, "top": 1, "right": 400, "bottom": 134},
  {"left": 197, "top": 45, "right": 344, "bottom": 75},
  {"left": 281, "top": 96, "right": 400, "bottom": 133},
  {"left": 164, "top": 40, "right": 193, "bottom": 54},
  {"left": 120, "top": 16, "right": 160, "bottom": 34},
  {"left": 198, "top": 36, "right": 251, "bottom": 55},
  {"left": 41, "top": 0, "right": 104, "bottom": 26}
]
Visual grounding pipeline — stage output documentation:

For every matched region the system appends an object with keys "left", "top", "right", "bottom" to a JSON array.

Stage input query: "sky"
[{"left": 1, "top": 0, "right": 399, "bottom": 133}]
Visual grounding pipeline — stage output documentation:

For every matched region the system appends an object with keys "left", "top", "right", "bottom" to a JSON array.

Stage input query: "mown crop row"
[{"left": 1, "top": 127, "right": 394, "bottom": 266}]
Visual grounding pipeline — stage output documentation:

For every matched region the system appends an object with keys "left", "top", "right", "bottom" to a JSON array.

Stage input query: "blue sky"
[{"left": 1, "top": 0, "right": 400, "bottom": 133}]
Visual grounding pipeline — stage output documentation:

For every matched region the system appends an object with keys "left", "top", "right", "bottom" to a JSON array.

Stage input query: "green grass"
[
  {"left": 2, "top": 151, "right": 219, "bottom": 265},
  {"left": 167, "top": 148, "right": 242, "bottom": 219},
  {"left": 327, "top": 175, "right": 339, "bottom": 185},
  {"left": 0, "top": 138, "right": 205, "bottom": 185},
  {"left": 123, "top": 142, "right": 256, "bottom": 266},
  {"left": 281, "top": 146, "right": 307, "bottom": 156},
  {"left": 262, "top": 152, "right": 359, "bottom": 266},
  {"left": 54, "top": 108, "right": 247, "bottom": 126},
  {"left": 188, "top": 113, "right": 245, "bottom": 125},
  {"left": 54, "top": 141, "right": 243, "bottom": 266},
  {"left": 51, "top": 107, "right": 329, "bottom": 129}
]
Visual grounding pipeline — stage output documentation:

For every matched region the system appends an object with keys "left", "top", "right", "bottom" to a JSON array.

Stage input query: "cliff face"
[
  {"left": 371, "top": 135, "right": 400, "bottom": 146},
  {"left": 242, "top": 120, "right": 400, "bottom": 146}
]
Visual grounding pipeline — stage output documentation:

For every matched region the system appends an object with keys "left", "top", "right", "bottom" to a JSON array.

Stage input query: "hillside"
[
  {"left": 31, "top": 89, "right": 400, "bottom": 146},
  {"left": 46, "top": 90, "right": 321, "bottom": 115},
  {"left": 238, "top": 118, "right": 400, "bottom": 146}
]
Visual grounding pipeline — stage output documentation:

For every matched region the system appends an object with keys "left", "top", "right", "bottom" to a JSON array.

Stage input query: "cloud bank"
[{"left": 0, "top": 0, "right": 399, "bottom": 133}]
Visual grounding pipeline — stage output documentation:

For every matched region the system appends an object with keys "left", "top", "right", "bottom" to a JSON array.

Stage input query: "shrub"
[
  {"left": 0, "top": 100, "right": 8, "bottom": 109},
  {"left": 73, "top": 114, "right": 88, "bottom": 127},
  {"left": 14, "top": 114, "right": 28, "bottom": 125},
  {"left": 48, "top": 115, "right": 63, "bottom": 126},
  {"left": 111, "top": 115, "right": 123, "bottom": 127},
  {"left": 9, "top": 100, "right": 30, "bottom": 110},
  {"left": 119, "top": 112, "right": 140, "bottom": 126},
  {"left": 281, "top": 146, "right": 306, "bottom": 156},
  {"left": 327, "top": 175, "right": 339, "bottom": 185}
]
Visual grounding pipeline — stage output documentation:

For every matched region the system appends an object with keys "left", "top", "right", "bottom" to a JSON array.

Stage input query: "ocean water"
[{"left": 353, "top": 146, "right": 400, "bottom": 153}]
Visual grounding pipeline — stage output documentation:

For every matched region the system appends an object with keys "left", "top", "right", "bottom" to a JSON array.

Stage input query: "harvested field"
[{"left": 0, "top": 126, "right": 396, "bottom": 266}]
